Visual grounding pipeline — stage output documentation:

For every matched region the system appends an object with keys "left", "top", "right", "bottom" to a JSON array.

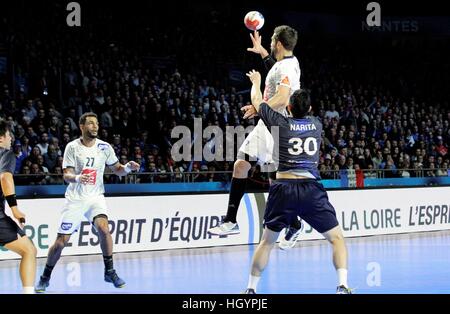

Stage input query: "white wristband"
[
  {"left": 75, "top": 175, "right": 81, "bottom": 183},
  {"left": 124, "top": 163, "right": 132, "bottom": 174}
]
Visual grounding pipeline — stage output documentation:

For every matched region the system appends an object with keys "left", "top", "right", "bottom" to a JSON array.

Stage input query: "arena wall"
[{"left": 1, "top": 186, "right": 449, "bottom": 260}]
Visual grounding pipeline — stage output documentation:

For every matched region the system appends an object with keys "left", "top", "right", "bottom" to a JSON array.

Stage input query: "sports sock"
[
  {"left": 337, "top": 268, "right": 348, "bottom": 288},
  {"left": 247, "top": 275, "right": 260, "bottom": 291},
  {"left": 42, "top": 264, "right": 54, "bottom": 279},
  {"left": 224, "top": 178, "right": 247, "bottom": 223},
  {"left": 23, "top": 286, "right": 35, "bottom": 294},
  {"left": 291, "top": 217, "right": 302, "bottom": 230},
  {"left": 103, "top": 255, "right": 114, "bottom": 273}
]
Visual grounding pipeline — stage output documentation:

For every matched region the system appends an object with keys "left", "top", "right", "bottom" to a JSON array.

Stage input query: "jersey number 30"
[{"left": 288, "top": 137, "right": 318, "bottom": 156}]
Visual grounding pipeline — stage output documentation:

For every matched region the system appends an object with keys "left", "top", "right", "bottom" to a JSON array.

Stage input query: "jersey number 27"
[{"left": 85, "top": 157, "right": 95, "bottom": 167}]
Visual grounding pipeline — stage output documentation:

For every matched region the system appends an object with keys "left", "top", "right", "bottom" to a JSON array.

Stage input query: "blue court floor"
[{"left": 1, "top": 230, "right": 449, "bottom": 294}]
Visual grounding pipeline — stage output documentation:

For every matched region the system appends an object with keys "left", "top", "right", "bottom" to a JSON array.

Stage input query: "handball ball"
[{"left": 244, "top": 11, "right": 264, "bottom": 31}]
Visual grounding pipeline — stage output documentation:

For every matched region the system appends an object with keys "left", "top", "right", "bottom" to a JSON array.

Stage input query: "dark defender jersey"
[
  {"left": 259, "top": 103, "right": 322, "bottom": 179},
  {"left": 0, "top": 148, "right": 16, "bottom": 218}
]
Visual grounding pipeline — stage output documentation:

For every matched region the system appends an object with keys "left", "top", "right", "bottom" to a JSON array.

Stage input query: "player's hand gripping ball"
[{"left": 244, "top": 11, "right": 264, "bottom": 31}]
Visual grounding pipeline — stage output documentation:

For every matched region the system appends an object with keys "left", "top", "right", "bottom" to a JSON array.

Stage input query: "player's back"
[
  {"left": 258, "top": 103, "right": 322, "bottom": 179},
  {"left": 277, "top": 115, "right": 322, "bottom": 179}
]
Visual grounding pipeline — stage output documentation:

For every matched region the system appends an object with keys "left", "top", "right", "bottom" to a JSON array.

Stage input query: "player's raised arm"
[
  {"left": 247, "top": 70, "right": 263, "bottom": 111},
  {"left": 247, "top": 31, "right": 269, "bottom": 59},
  {"left": 241, "top": 70, "right": 262, "bottom": 120},
  {"left": 247, "top": 30, "right": 276, "bottom": 71}
]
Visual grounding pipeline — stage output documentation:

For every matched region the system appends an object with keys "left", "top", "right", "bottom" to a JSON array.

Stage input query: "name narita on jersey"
[{"left": 290, "top": 123, "right": 317, "bottom": 132}]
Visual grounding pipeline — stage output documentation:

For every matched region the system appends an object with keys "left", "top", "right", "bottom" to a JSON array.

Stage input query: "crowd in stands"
[{"left": 1, "top": 2, "right": 448, "bottom": 186}]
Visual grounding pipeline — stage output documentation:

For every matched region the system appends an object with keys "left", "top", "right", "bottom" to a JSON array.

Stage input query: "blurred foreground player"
[
  {"left": 0, "top": 120, "right": 37, "bottom": 294},
  {"left": 36, "top": 112, "right": 140, "bottom": 292},
  {"left": 242, "top": 71, "right": 352, "bottom": 294},
  {"left": 209, "top": 26, "right": 303, "bottom": 250}
]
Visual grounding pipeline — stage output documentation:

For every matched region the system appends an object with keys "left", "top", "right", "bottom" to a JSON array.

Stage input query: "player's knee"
[
  {"left": 95, "top": 220, "right": 110, "bottom": 235},
  {"left": 329, "top": 232, "right": 344, "bottom": 245},
  {"left": 54, "top": 241, "right": 65, "bottom": 250},
  {"left": 259, "top": 238, "right": 275, "bottom": 248},
  {"left": 233, "top": 160, "right": 251, "bottom": 177},
  {"left": 21, "top": 240, "right": 37, "bottom": 258},
  {"left": 28, "top": 243, "right": 37, "bottom": 258},
  {"left": 54, "top": 235, "right": 69, "bottom": 249}
]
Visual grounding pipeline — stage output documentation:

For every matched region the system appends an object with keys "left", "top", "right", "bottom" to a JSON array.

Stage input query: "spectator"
[
  {"left": 36, "top": 133, "right": 50, "bottom": 155},
  {"left": 43, "top": 144, "right": 58, "bottom": 172},
  {"left": 13, "top": 140, "right": 27, "bottom": 174},
  {"left": 29, "top": 163, "right": 46, "bottom": 185},
  {"left": 48, "top": 166, "right": 65, "bottom": 185},
  {"left": 2, "top": 3, "right": 449, "bottom": 188},
  {"left": 22, "top": 99, "right": 37, "bottom": 124},
  {"left": 325, "top": 103, "right": 340, "bottom": 120},
  {"left": 436, "top": 162, "right": 448, "bottom": 177}
]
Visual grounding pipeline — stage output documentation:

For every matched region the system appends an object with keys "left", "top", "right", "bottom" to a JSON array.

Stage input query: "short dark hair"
[
  {"left": 0, "top": 120, "right": 11, "bottom": 137},
  {"left": 273, "top": 25, "right": 298, "bottom": 51},
  {"left": 290, "top": 90, "right": 311, "bottom": 119},
  {"left": 79, "top": 112, "right": 98, "bottom": 125}
]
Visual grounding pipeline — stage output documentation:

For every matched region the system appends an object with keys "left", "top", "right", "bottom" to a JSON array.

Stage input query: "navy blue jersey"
[
  {"left": 259, "top": 103, "right": 322, "bottom": 179},
  {"left": 0, "top": 148, "right": 16, "bottom": 218}
]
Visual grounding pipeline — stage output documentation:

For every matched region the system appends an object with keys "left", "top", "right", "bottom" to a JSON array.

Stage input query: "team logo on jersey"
[
  {"left": 97, "top": 143, "right": 108, "bottom": 151},
  {"left": 280, "top": 76, "right": 290, "bottom": 86},
  {"left": 60, "top": 223, "right": 73, "bottom": 231}
]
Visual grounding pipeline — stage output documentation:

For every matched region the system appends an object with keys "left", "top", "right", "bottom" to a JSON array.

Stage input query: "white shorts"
[
  {"left": 238, "top": 119, "right": 275, "bottom": 164},
  {"left": 58, "top": 195, "right": 109, "bottom": 235}
]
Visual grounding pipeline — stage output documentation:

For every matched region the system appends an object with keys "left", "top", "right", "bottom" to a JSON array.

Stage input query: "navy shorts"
[
  {"left": 0, "top": 216, "right": 26, "bottom": 246},
  {"left": 263, "top": 179, "right": 339, "bottom": 234}
]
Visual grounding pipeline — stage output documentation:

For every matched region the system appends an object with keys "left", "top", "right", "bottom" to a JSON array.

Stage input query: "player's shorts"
[
  {"left": 57, "top": 195, "right": 109, "bottom": 235},
  {"left": 263, "top": 179, "right": 339, "bottom": 234},
  {"left": 238, "top": 119, "right": 275, "bottom": 164},
  {"left": 0, "top": 216, "right": 26, "bottom": 246}
]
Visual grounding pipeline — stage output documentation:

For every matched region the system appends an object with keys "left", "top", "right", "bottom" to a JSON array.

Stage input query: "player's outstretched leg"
[
  {"left": 94, "top": 215, "right": 125, "bottom": 288},
  {"left": 243, "top": 227, "right": 279, "bottom": 294},
  {"left": 208, "top": 159, "right": 251, "bottom": 236},
  {"left": 5, "top": 235, "right": 37, "bottom": 294},
  {"left": 35, "top": 234, "right": 71, "bottom": 293},
  {"left": 322, "top": 226, "right": 353, "bottom": 294}
]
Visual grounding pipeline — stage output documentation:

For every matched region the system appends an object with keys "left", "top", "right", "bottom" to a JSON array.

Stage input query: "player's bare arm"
[
  {"left": 266, "top": 85, "right": 290, "bottom": 110},
  {"left": 0, "top": 171, "right": 26, "bottom": 227},
  {"left": 247, "top": 30, "right": 269, "bottom": 58},
  {"left": 242, "top": 84, "right": 290, "bottom": 119},
  {"left": 246, "top": 70, "right": 263, "bottom": 112},
  {"left": 63, "top": 167, "right": 91, "bottom": 184},
  {"left": 109, "top": 161, "right": 140, "bottom": 177},
  {"left": 243, "top": 70, "right": 287, "bottom": 118}
]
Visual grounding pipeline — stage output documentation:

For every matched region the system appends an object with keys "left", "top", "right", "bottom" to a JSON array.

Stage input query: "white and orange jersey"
[
  {"left": 263, "top": 56, "right": 301, "bottom": 114},
  {"left": 62, "top": 138, "right": 119, "bottom": 200}
]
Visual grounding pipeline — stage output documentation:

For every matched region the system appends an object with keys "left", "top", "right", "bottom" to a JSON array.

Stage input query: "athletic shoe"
[
  {"left": 207, "top": 222, "right": 240, "bottom": 236},
  {"left": 104, "top": 270, "right": 126, "bottom": 288},
  {"left": 279, "top": 221, "right": 303, "bottom": 250},
  {"left": 35, "top": 276, "right": 50, "bottom": 293},
  {"left": 242, "top": 288, "right": 256, "bottom": 294},
  {"left": 336, "top": 285, "right": 354, "bottom": 294}
]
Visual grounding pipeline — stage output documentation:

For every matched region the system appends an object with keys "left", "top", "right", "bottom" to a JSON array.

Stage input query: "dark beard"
[
  {"left": 87, "top": 132, "right": 98, "bottom": 139},
  {"left": 270, "top": 47, "right": 277, "bottom": 60},
  {"left": 270, "top": 51, "right": 276, "bottom": 59}
]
